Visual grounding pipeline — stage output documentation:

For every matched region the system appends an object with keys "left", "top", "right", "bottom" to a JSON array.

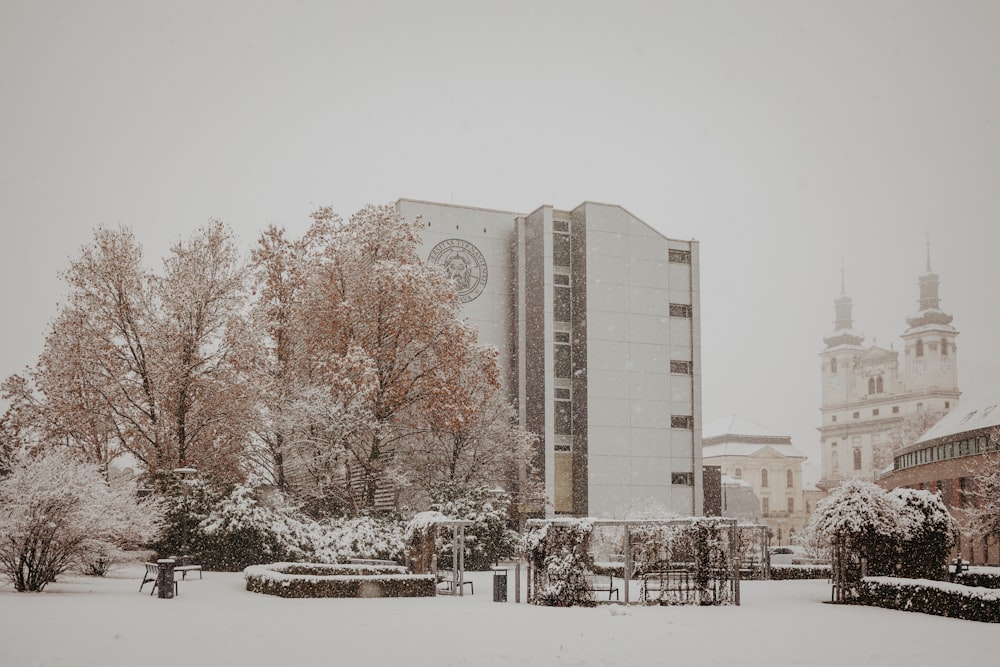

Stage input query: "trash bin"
[
  {"left": 156, "top": 558, "right": 176, "bottom": 599},
  {"left": 492, "top": 568, "right": 508, "bottom": 602}
]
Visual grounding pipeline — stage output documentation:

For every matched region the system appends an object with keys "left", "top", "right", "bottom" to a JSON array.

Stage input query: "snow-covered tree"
[
  {"left": 292, "top": 205, "right": 505, "bottom": 510},
  {"left": 395, "top": 343, "right": 538, "bottom": 509},
  {"left": 805, "top": 478, "right": 913, "bottom": 576},
  {"left": 874, "top": 408, "right": 945, "bottom": 472},
  {"left": 967, "top": 429, "right": 1000, "bottom": 540},
  {"left": 3, "top": 224, "right": 257, "bottom": 482},
  {"left": 0, "top": 449, "right": 161, "bottom": 591}
]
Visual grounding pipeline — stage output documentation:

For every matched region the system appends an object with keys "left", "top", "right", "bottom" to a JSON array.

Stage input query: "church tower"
[
  {"left": 900, "top": 242, "right": 960, "bottom": 395},
  {"left": 817, "top": 272, "right": 866, "bottom": 489},
  {"left": 817, "top": 247, "right": 961, "bottom": 491},
  {"left": 820, "top": 271, "right": 865, "bottom": 407}
]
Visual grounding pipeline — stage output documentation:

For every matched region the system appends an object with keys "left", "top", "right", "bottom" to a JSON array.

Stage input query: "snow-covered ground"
[{"left": 1, "top": 561, "right": 995, "bottom": 666}]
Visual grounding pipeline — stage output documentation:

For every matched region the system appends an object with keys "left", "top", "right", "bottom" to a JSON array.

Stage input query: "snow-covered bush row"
[
  {"left": 0, "top": 449, "right": 161, "bottom": 591},
  {"left": 856, "top": 577, "right": 1000, "bottom": 623},
  {"left": 243, "top": 562, "right": 435, "bottom": 598},
  {"left": 768, "top": 564, "right": 831, "bottom": 581},
  {"left": 954, "top": 570, "right": 1000, "bottom": 589},
  {"left": 156, "top": 484, "right": 407, "bottom": 570}
]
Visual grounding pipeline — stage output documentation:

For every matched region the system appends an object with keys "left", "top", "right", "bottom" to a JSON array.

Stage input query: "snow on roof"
[
  {"left": 914, "top": 380, "right": 1000, "bottom": 445},
  {"left": 702, "top": 415, "right": 781, "bottom": 439},
  {"left": 701, "top": 415, "right": 805, "bottom": 459},
  {"left": 703, "top": 441, "right": 806, "bottom": 459}
]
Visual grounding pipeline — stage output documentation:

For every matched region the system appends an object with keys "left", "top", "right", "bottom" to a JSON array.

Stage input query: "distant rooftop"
[{"left": 702, "top": 414, "right": 805, "bottom": 459}]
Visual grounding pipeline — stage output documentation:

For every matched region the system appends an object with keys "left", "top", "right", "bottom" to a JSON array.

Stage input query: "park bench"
[
  {"left": 436, "top": 572, "right": 474, "bottom": 594},
  {"left": 585, "top": 573, "right": 620, "bottom": 601},
  {"left": 139, "top": 561, "right": 202, "bottom": 596},
  {"left": 641, "top": 569, "right": 692, "bottom": 603}
]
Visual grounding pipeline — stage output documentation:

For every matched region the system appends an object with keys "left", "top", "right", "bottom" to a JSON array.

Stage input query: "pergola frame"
[
  {"left": 526, "top": 517, "right": 750, "bottom": 605},
  {"left": 408, "top": 518, "right": 476, "bottom": 597}
]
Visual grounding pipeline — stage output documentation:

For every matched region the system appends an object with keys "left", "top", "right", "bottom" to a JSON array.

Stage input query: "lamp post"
[{"left": 172, "top": 467, "right": 198, "bottom": 563}]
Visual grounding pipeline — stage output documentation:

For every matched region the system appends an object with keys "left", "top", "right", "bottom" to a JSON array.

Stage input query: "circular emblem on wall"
[{"left": 428, "top": 238, "right": 488, "bottom": 303}]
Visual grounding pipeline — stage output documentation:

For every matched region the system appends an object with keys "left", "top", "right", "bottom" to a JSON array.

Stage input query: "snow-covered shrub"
[
  {"left": 856, "top": 576, "right": 1000, "bottom": 623},
  {"left": 891, "top": 487, "right": 957, "bottom": 579},
  {"left": 195, "top": 484, "right": 320, "bottom": 570},
  {"left": 313, "top": 513, "right": 406, "bottom": 564},
  {"left": 429, "top": 484, "right": 518, "bottom": 570},
  {"left": 243, "top": 562, "right": 435, "bottom": 598},
  {"left": 805, "top": 479, "right": 913, "bottom": 577},
  {"left": 523, "top": 519, "right": 595, "bottom": 607},
  {"left": 806, "top": 480, "right": 959, "bottom": 580},
  {"left": 0, "top": 449, "right": 160, "bottom": 591}
]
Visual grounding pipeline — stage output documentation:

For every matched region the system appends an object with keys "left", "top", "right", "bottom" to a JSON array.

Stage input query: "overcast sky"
[{"left": 2, "top": 1, "right": 999, "bottom": 482}]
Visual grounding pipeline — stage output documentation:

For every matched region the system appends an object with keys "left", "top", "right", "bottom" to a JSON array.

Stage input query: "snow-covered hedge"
[
  {"left": 768, "top": 564, "right": 831, "bottom": 581},
  {"left": 244, "top": 562, "right": 435, "bottom": 598},
  {"left": 856, "top": 577, "right": 1000, "bottom": 623},
  {"left": 955, "top": 570, "right": 1000, "bottom": 589}
]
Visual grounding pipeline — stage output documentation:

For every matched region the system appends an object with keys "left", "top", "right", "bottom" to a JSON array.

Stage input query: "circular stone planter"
[{"left": 244, "top": 562, "right": 437, "bottom": 598}]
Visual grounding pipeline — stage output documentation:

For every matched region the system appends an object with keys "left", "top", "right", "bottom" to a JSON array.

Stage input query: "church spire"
[
  {"left": 906, "top": 237, "right": 953, "bottom": 329},
  {"left": 824, "top": 269, "right": 864, "bottom": 348}
]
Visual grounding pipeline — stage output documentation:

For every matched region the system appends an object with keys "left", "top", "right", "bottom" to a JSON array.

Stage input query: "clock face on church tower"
[
  {"left": 940, "top": 361, "right": 952, "bottom": 373},
  {"left": 914, "top": 359, "right": 928, "bottom": 375},
  {"left": 828, "top": 376, "right": 841, "bottom": 390}
]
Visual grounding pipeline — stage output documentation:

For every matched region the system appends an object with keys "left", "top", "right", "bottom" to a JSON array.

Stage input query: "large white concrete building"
[{"left": 397, "top": 199, "right": 703, "bottom": 518}]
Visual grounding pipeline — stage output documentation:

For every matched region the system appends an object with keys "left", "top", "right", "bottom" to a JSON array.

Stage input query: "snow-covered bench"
[{"left": 139, "top": 562, "right": 202, "bottom": 595}]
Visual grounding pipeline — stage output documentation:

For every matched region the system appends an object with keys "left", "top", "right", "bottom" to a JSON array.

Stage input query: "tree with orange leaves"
[{"left": 2, "top": 223, "right": 256, "bottom": 484}]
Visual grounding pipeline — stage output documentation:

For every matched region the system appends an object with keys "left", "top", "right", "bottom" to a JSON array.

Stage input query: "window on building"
[
  {"left": 892, "top": 406, "right": 900, "bottom": 414},
  {"left": 853, "top": 411, "right": 859, "bottom": 419},
  {"left": 553, "top": 232, "right": 571, "bottom": 267},
  {"left": 553, "top": 220, "right": 569, "bottom": 233},
  {"left": 762, "top": 497, "right": 769, "bottom": 515},
  {"left": 916, "top": 339, "right": 924, "bottom": 357},
  {"left": 941, "top": 338, "right": 948, "bottom": 356},
  {"left": 831, "top": 444, "right": 839, "bottom": 473},
  {"left": 787, "top": 497, "right": 795, "bottom": 514},
  {"left": 554, "top": 284, "right": 571, "bottom": 322},
  {"left": 945, "top": 401, "right": 950, "bottom": 409},
  {"left": 761, "top": 468, "right": 769, "bottom": 487},
  {"left": 959, "top": 477, "right": 968, "bottom": 507},
  {"left": 786, "top": 469, "right": 793, "bottom": 488},
  {"left": 868, "top": 378, "right": 875, "bottom": 394},
  {"left": 832, "top": 415, "right": 837, "bottom": 422},
  {"left": 876, "top": 376, "right": 884, "bottom": 393},
  {"left": 734, "top": 468, "right": 742, "bottom": 479},
  {"left": 873, "top": 408, "right": 879, "bottom": 416},
  {"left": 668, "top": 249, "right": 691, "bottom": 264},
  {"left": 670, "top": 360, "right": 692, "bottom": 375},
  {"left": 555, "top": 388, "right": 572, "bottom": 436},
  {"left": 669, "top": 303, "right": 692, "bottom": 318},
  {"left": 853, "top": 448, "right": 862, "bottom": 470},
  {"left": 671, "top": 415, "right": 694, "bottom": 430},
  {"left": 831, "top": 358, "right": 838, "bottom": 373},
  {"left": 554, "top": 332, "right": 571, "bottom": 379},
  {"left": 671, "top": 472, "right": 693, "bottom": 486}
]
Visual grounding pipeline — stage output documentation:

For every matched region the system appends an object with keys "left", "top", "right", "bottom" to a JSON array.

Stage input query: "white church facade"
[
  {"left": 397, "top": 199, "right": 703, "bottom": 519},
  {"left": 817, "top": 249, "right": 960, "bottom": 489}
]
